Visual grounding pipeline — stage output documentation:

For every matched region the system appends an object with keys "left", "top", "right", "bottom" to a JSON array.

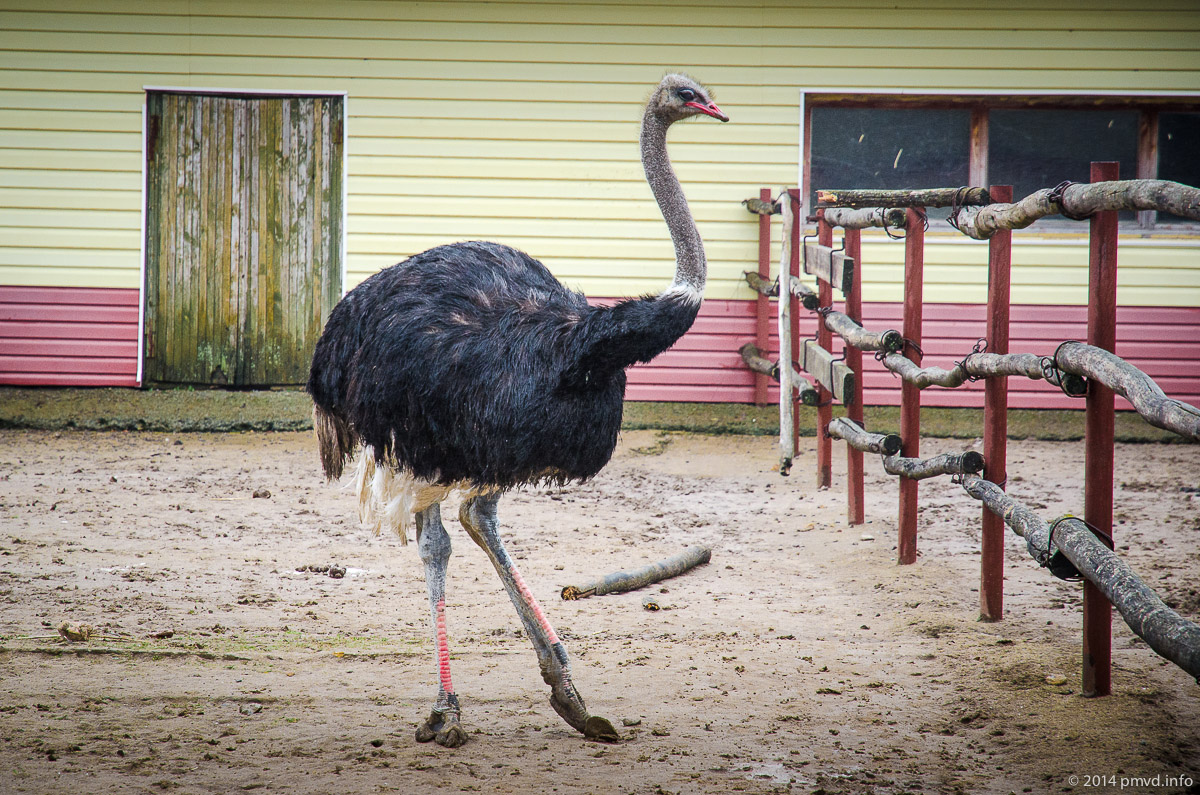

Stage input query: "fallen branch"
[
  {"left": 883, "top": 451, "right": 984, "bottom": 480},
  {"left": 560, "top": 545, "right": 712, "bottom": 600},
  {"left": 818, "top": 187, "right": 992, "bottom": 209},
  {"left": 1055, "top": 341, "right": 1200, "bottom": 442},
  {"left": 962, "top": 475, "right": 1200, "bottom": 681},
  {"left": 953, "top": 180, "right": 1200, "bottom": 239},
  {"left": 827, "top": 417, "right": 902, "bottom": 456},
  {"left": 823, "top": 206, "right": 908, "bottom": 230}
]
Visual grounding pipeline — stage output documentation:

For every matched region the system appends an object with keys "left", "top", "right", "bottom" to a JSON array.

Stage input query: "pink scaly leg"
[
  {"left": 414, "top": 503, "right": 467, "bottom": 747},
  {"left": 460, "top": 493, "right": 618, "bottom": 742}
]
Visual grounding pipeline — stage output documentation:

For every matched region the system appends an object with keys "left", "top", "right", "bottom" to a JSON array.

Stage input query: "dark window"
[
  {"left": 806, "top": 96, "right": 1199, "bottom": 231},
  {"left": 1159, "top": 112, "right": 1200, "bottom": 224},
  {"left": 989, "top": 109, "right": 1139, "bottom": 220},
  {"left": 810, "top": 108, "right": 970, "bottom": 218}
]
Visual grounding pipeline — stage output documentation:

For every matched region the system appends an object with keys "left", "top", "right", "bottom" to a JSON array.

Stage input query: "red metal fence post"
[
  {"left": 816, "top": 211, "right": 834, "bottom": 489},
  {"left": 1083, "top": 161, "right": 1119, "bottom": 696},
  {"left": 789, "top": 190, "right": 803, "bottom": 459},
  {"left": 898, "top": 207, "right": 924, "bottom": 565},
  {"left": 980, "top": 185, "right": 1012, "bottom": 621},
  {"left": 754, "top": 187, "right": 772, "bottom": 406},
  {"left": 844, "top": 227, "right": 865, "bottom": 525}
]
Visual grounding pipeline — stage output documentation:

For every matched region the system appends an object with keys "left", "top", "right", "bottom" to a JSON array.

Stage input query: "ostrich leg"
[
  {"left": 460, "top": 493, "right": 619, "bottom": 742},
  {"left": 414, "top": 503, "right": 468, "bottom": 747}
]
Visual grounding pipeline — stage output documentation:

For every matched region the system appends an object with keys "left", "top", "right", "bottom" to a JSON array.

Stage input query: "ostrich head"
[{"left": 650, "top": 73, "right": 729, "bottom": 123}]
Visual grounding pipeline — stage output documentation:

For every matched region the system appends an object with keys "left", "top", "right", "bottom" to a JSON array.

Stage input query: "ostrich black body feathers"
[{"left": 307, "top": 241, "right": 700, "bottom": 489}]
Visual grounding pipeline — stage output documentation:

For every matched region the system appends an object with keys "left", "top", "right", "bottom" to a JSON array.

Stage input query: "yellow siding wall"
[{"left": 1, "top": 0, "right": 1198, "bottom": 305}]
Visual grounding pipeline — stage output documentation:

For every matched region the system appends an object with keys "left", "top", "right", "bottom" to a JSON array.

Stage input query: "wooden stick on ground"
[{"left": 560, "top": 545, "right": 712, "bottom": 600}]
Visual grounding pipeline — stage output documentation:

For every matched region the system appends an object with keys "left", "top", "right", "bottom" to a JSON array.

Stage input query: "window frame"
[{"left": 800, "top": 90, "right": 1200, "bottom": 234}]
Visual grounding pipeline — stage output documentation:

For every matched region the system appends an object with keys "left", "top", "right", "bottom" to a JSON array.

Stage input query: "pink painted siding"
[
  {"left": 621, "top": 298, "right": 1200, "bottom": 411},
  {"left": 2, "top": 287, "right": 1197, "bottom": 413},
  {"left": 0, "top": 286, "right": 140, "bottom": 387}
]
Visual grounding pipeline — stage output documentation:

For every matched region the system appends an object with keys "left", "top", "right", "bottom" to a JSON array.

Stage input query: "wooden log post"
[
  {"left": 1084, "top": 161, "right": 1118, "bottom": 697},
  {"left": 898, "top": 207, "right": 925, "bottom": 565},
  {"left": 815, "top": 211, "right": 834, "bottom": 489},
  {"left": 754, "top": 188, "right": 772, "bottom": 406},
  {"left": 777, "top": 192, "right": 797, "bottom": 476},
  {"left": 789, "top": 190, "right": 803, "bottom": 470},
  {"left": 982, "top": 184, "right": 1012, "bottom": 623},
  {"left": 844, "top": 227, "right": 865, "bottom": 525}
]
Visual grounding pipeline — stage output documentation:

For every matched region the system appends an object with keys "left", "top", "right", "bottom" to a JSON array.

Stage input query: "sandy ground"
[{"left": 0, "top": 428, "right": 1198, "bottom": 795}]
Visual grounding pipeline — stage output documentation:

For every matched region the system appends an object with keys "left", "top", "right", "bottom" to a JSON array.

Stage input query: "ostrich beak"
[{"left": 686, "top": 101, "right": 729, "bottom": 122}]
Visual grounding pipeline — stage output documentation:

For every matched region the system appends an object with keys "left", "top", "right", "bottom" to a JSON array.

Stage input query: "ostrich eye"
[{"left": 678, "top": 88, "right": 697, "bottom": 102}]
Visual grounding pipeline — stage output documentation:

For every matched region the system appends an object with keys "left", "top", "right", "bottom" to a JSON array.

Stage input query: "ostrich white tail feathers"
[{"left": 351, "top": 448, "right": 494, "bottom": 544}]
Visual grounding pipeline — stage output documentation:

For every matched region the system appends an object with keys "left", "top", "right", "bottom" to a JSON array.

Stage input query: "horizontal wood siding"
[
  {"left": 1, "top": 1, "right": 1198, "bottom": 301},
  {"left": 0, "top": 285, "right": 139, "bottom": 385},
  {"left": 622, "top": 299, "right": 1200, "bottom": 411}
]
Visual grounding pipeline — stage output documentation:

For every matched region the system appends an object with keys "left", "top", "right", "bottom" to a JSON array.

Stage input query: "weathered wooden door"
[{"left": 144, "top": 92, "right": 343, "bottom": 386}]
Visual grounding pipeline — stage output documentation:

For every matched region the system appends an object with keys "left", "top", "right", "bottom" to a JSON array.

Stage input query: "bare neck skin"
[{"left": 640, "top": 104, "right": 706, "bottom": 302}]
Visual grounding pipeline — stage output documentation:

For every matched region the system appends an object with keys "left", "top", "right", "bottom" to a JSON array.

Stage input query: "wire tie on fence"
[
  {"left": 1051, "top": 340, "right": 1089, "bottom": 398},
  {"left": 1048, "top": 180, "right": 1093, "bottom": 222},
  {"left": 955, "top": 338, "right": 990, "bottom": 382},
  {"left": 1044, "top": 515, "right": 1114, "bottom": 581},
  {"left": 882, "top": 208, "right": 907, "bottom": 240},
  {"left": 946, "top": 186, "right": 973, "bottom": 234},
  {"left": 902, "top": 337, "right": 924, "bottom": 359}
]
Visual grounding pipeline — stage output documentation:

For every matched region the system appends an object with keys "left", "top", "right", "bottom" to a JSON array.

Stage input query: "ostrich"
[{"left": 306, "top": 74, "right": 728, "bottom": 747}]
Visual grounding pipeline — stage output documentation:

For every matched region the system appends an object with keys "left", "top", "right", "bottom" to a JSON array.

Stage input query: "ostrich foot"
[
  {"left": 584, "top": 715, "right": 620, "bottom": 742},
  {"left": 415, "top": 709, "right": 468, "bottom": 748},
  {"left": 549, "top": 690, "right": 619, "bottom": 742}
]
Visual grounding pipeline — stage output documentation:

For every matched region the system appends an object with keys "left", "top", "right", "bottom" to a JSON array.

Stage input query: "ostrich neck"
[{"left": 640, "top": 111, "right": 706, "bottom": 297}]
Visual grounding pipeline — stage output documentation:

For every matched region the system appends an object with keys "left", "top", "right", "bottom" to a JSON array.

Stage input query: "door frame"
[{"left": 138, "top": 86, "right": 348, "bottom": 386}]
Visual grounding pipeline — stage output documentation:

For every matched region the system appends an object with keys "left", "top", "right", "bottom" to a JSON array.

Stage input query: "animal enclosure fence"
[{"left": 739, "top": 165, "right": 1200, "bottom": 694}]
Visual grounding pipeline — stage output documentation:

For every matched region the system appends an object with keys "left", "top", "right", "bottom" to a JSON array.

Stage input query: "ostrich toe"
[
  {"left": 415, "top": 709, "right": 468, "bottom": 748},
  {"left": 584, "top": 715, "right": 620, "bottom": 742},
  {"left": 549, "top": 688, "right": 619, "bottom": 742}
]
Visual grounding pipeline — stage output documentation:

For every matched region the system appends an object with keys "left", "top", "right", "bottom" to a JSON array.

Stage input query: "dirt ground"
[{"left": 1, "top": 428, "right": 1198, "bottom": 795}]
